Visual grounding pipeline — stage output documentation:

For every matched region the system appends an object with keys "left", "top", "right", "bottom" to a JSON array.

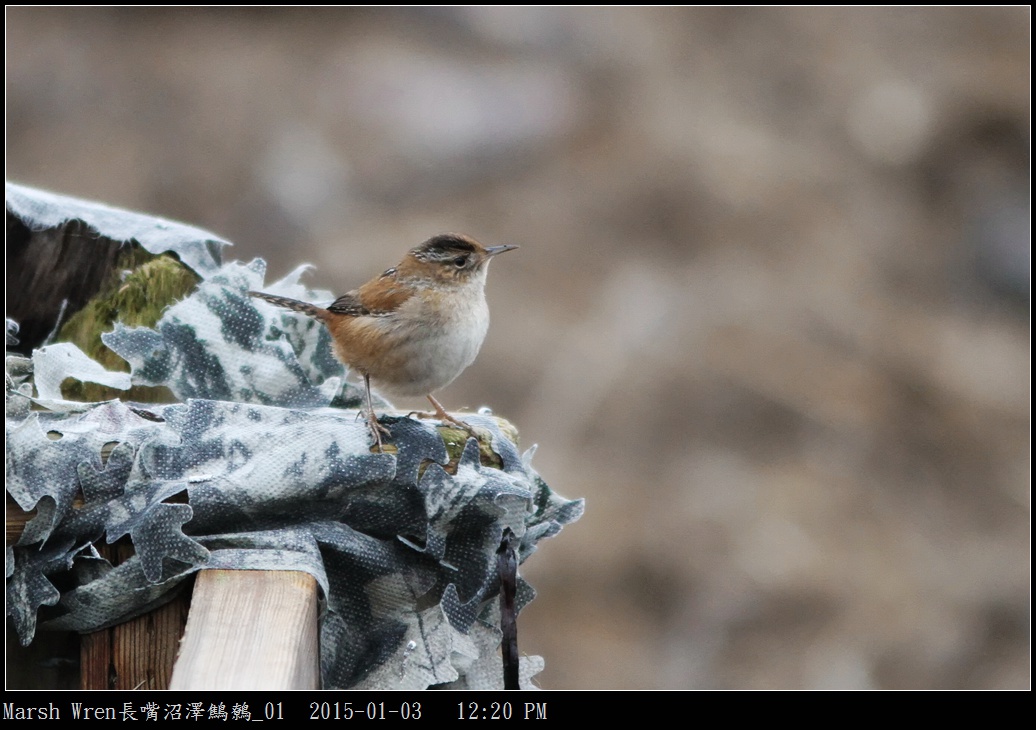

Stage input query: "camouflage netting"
[{"left": 5, "top": 183, "right": 584, "bottom": 689}]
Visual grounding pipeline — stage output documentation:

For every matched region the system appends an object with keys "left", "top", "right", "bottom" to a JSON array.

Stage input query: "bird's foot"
[
  {"left": 362, "top": 409, "right": 392, "bottom": 453},
  {"left": 410, "top": 396, "right": 480, "bottom": 440}
]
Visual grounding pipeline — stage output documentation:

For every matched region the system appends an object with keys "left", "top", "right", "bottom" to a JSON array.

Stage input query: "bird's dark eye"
[{"left": 453, "top": 255, "right": 468, "bottom": 268}]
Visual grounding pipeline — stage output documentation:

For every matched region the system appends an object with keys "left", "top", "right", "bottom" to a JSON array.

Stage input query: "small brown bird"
[{"left": 250, "top": 233, "right": 517, "bottom": 451}]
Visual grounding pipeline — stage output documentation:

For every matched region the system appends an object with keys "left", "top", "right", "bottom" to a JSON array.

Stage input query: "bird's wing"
[{"left": 327, "top": 272, "right": 415, "bottom": 318}]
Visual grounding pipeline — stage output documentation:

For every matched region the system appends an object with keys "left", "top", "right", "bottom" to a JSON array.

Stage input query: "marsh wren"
[{"left": 250, "top": 233, "right": 517, "bottom": 451}]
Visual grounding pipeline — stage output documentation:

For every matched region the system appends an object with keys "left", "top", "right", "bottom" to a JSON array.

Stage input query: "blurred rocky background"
[{"left": 5, "top": 7, "right": 1029, "bottom": 689}]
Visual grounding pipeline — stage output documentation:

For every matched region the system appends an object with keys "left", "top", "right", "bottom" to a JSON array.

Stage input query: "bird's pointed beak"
[{"left": 485, "top": 244, "right": 519, "bottom": 257}]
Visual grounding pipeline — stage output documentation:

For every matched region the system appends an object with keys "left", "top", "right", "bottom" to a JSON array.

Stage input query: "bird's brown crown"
[{"left": 398, "top": 234, "right": 494, "bottom": 285}]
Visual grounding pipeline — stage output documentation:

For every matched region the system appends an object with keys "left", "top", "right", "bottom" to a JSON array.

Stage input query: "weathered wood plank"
[{"left": 169, "top": 569, "right": 320, "bottom": 690}]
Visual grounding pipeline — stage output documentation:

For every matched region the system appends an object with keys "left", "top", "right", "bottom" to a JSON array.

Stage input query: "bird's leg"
[
  {"left": 415, "top": 394, "right": 478, "bottom": 437},
  {"left": 363, "top": 373, "right": 391, "bottom": 452}
]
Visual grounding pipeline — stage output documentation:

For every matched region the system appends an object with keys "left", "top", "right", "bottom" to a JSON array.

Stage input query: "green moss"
[
  {"left": 413, "top": 418, "right": 520, "bottom": 477},
  {"left": 56, "top": 246, "right": 199, "bottom": 402}
]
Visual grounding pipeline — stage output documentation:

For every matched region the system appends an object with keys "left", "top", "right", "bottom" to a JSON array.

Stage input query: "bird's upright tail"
[{"left": 249, "top": 291, "right": 326, "bottom": 320}]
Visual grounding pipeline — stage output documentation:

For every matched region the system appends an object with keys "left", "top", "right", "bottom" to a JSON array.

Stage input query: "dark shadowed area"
[{"left": 6, "top": 7, "right": 1029, "bottom": 689}]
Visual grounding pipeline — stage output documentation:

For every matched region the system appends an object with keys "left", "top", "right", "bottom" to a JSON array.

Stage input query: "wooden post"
[
  {"left": 78, "top": 541, "right": 191, "bottom": 690},
  {"left": 169, "top": 569, "right": 320, "bottom": 690}
]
